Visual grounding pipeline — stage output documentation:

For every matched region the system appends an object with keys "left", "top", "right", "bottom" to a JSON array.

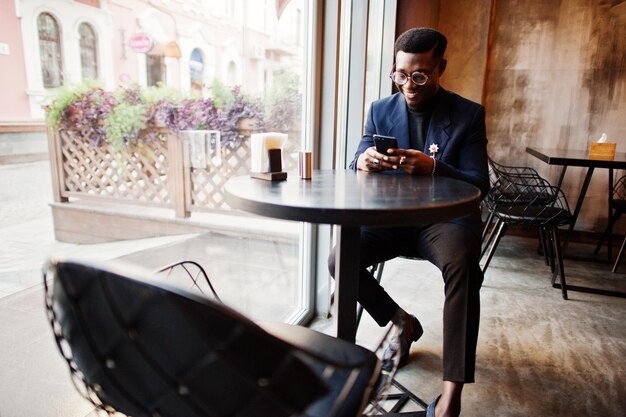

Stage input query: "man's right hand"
[{"left": 357, "top": 146, "right": 402, "bottom": 171}]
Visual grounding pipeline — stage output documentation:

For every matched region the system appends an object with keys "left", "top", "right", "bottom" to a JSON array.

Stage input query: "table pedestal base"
[{"left": 334, "top": 225, "right": 360, "bottom": 342}]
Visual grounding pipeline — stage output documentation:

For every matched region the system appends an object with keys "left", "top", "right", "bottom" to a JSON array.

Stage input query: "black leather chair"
[
  {"left": 594, "top": 174, "right": 626, "bottom": 272},
  {"left": 44, "top": 258, "right": 422, "bottom": 417},
  {"left": 482, "top": 176, "right": 573, "bottom": 299}
]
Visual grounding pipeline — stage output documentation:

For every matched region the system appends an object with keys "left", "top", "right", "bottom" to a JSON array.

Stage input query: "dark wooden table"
[
  {"left": 527, "top": 146, "right": 626, "bottom": 297},
  {"left": 526, "top": 146, "right": 626, "bottom": 257},
  {"left": 224, "top": 169, "right": 481, "bottom": 342}
]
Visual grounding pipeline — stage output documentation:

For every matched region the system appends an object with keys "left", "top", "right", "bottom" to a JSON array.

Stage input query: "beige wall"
[
  {"left": 438, "top": 0, "right": 491, "bottom": 104},
  {"left": 398, "top": 0, "right": 626, "bottom": 233},
  {"left": 483, "top": 0, "right": 626, "bottom": 232}
]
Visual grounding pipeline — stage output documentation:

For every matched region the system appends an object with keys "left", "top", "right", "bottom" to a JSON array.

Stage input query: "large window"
[
  {"left": 158, "top": 0, "right": 314, "bottom": 324},
  {"left": 37, "top": 12, "right": 63, "bottom": 88},
  {"left": 79, "top": 22, "right": 99, "bottom": 79}
]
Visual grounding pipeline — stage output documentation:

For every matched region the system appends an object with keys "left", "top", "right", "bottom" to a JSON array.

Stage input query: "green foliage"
[
  {"left": 265, "top": 70, "right": 300, "bottom": 106},
  {"left": 46, "top": 79, "right": 104, "bottom": 130},
  {"left": 141, "top": 83, "right": 184, "bottom": 106},
  {"left": 104, "top": 101, "right": 147, "bottom": 149},
  {"left": 210, "top": 79, "right": 234, "bottom": 109},
  {"left": 46, "top": 78, "right": 302, "bottom": 149},
  {"left": 265, "top": 70, "right": 302, "bottom": 132}
]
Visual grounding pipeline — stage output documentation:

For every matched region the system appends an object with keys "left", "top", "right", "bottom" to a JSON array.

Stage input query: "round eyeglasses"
[{"left": 390, "top": 61, "right": 441, "bottom": 86}]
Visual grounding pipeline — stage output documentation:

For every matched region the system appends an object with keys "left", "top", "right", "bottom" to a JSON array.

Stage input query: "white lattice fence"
[
  {"left": 189, "top": 134, "right": 300, "bottom": 211},
  {"left": 58, "top": 130, "right": 171, "bottom": 208},
  {"left": 54, "top": 129, "right": 301, "bottom": 214},
  {"left": 189, "top": 143, "right": 250, "bottom": 210}
]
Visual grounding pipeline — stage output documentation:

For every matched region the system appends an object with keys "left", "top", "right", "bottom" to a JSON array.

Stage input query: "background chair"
[
  {"left": 594, "top": 174, "right": 626, "bottom": 272},
  {"left": 155, "top": 260, "right": 222, "bottom": 301},
  {"left": 481, "top": 176, "right": 573, "bottom": 299},
  {"left": 44, "top": 258, "right": 425, "bottom": 417},
  {"left": 483, "top": 158, "right": 553, "bottom": 241}
]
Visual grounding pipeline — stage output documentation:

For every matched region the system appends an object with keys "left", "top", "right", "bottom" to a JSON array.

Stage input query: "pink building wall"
[
  {"left": 0, "top": 0, "right": 302, "bottom": 124},
  {"left": 106, "top": 2, "right": 140, "bottom": 87},
  {"left": 0, "top": 0, "right": 34, "bottom": 122}
]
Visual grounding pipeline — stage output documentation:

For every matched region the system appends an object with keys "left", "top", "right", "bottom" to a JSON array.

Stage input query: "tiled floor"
[{"left": 2, "top": 161, "right": 626, "bottom": 416}]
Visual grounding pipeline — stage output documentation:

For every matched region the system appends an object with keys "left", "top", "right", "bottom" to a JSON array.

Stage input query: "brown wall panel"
[
  {"left": 396, "top": 0, "right": 440, "bottom": 35},
  {"left": 438, "top": 0, "right": 492, "bottom": 103},
  {"left": 484, "top": 0, "right": 626, "bottom": 231},
  {"left": 394, "top": 0, "right": 626, "bottom": 232}
]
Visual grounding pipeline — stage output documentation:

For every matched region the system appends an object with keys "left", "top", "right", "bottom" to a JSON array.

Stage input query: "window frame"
[
  {"left": 37, "top": 12, "right": 64, "bottom": 88},
  {"left": 78, "top": 22, "right": 99, "bottom": 80}
]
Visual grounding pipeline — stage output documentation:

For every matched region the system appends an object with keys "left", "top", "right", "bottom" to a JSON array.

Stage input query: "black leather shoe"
[{"left": 381, "top": 315, "right": 423, "bottom": 371}]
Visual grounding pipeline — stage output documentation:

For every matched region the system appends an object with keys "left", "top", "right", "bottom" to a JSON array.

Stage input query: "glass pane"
[
  {"left": 79, "top": 23, "right": 98, "bottom": 79},
  {"left": 38, "top": 13, "right": 63, "bottom": 88},
  {"left": 363, "top": 0, "right": 395, "bottom": 117},
  {"left": 179, "top": 0, "right": 310, "bottom": 323}
]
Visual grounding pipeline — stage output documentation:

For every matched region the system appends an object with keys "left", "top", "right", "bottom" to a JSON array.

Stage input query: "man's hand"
[
  {"left": 357, "top": 146, "right": 408, "bottom": 171},
  {"left": 387, "top": 148, "right": 435, "bottom": 175},
  {"left": 357, "top": 147, "right": 436, "bottom": 174}
]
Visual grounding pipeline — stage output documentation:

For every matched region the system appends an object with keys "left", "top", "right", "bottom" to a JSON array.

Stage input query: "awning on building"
[{"left": 147, "top": 41, "right": 181, "bottom": 58}]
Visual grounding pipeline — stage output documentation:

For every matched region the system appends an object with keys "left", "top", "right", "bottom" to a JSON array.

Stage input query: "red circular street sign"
[{"left": 129, "top": 32, "right": 153, "bottom": 53}]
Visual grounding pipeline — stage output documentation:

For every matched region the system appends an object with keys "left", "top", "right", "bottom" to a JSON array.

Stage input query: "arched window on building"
[
  {"left": 37, "top": 12, "right": 63, "bottom": 88},
  {"left": 190, "top": 48, "right": 204, "bottom": 93},
  {"left": 79, "top": 22, "right": 98, "bottom": 80}
]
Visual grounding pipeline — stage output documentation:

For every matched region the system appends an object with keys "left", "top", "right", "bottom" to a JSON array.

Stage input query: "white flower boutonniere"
[{"left": 429, "top": 143, "right": 439, "bottom": 158}]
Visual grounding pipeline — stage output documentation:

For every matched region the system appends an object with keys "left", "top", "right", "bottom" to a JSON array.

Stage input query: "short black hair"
[{"left": 394, "top": 27, "right": 447, "bottom": 59}]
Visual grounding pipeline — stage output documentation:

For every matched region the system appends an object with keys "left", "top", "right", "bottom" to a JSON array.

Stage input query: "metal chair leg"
[
  {"left": 550, "top": 228, "right": 568, "bottom": 300},
  {"left": 543, "top": 227, "right": 557, "bottom": 275},
  {"left": 612, "top": 236, "right": 626, "bottom": 273},
  {"left": 155, "top": 260, "right": 221, "bottom": 301},
  {"left": 594, "top": 211, "right": 621, "bottom": 256},
  {"left": 481, "top": 221, "right": 507, "bottom": 273},
  {"left": 357, "top": 262, "right": 386, "bottom": 328},
  {"left": 482, "top": 209, "right": 496, "bottom": 241},
  {"left": 539, "top": 228, "right": 550, "bottom": 265},
  {"left": 481, "top": 217, "right": 502, "bottom": 260}
]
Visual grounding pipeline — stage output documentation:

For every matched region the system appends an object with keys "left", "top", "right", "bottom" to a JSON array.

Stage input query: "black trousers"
[{"left": 328, "top": 222, "right": 483, "bottom": 383}]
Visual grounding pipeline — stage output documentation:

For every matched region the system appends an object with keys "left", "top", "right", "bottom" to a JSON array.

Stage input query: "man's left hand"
[{"left": 387, "top": 149, "right": 435, "bottom": 175}]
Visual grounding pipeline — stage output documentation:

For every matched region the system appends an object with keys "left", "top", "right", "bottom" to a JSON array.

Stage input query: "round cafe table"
[{"left": 224, "top": 169, "right": 481, "bottom": 342}]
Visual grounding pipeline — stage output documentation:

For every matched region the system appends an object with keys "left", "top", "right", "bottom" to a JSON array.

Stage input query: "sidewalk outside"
[
  {"left": 0, "top": 159, "right": 194, "bottom": 299},
  {"left": 0, "top": 159, "right": 301, "bottom": 417},
  {"left": 0, "top": 159, "right": 203, "bottom": 417}
]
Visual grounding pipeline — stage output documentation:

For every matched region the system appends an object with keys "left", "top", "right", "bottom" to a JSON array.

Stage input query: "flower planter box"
[
  {"left": 44, "top": 83, "right": 302, "bottom": 242},
  {"left": 48, "top": 127, "right": 301, "bottom": 217}
]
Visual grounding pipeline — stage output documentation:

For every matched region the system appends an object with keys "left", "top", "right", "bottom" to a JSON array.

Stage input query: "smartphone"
[{"left": 373, "top": 134, "right": 398, "bottom": 155}]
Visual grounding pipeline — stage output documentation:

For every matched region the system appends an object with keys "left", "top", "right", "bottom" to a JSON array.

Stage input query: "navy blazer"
[{"left": 349, "top": 89, "right": 490, "bottom": 237}]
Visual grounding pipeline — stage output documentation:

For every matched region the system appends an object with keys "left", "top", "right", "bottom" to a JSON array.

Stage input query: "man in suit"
[{"left": 328, "top": 28, "right": 489, "bottom": 417}]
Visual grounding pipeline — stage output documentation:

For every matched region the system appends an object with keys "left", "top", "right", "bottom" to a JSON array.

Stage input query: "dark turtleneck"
[{"left": 407, "top": 88, "right": 441, "bottom": 152}]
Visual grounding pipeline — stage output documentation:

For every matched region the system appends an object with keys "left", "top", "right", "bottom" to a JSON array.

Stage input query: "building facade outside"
[
  {"left": 0, "top": 0, "right": 303, "bottom": 143},
  {"left": 0, "top": 0, "right": 312, "bottom": 322}
]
